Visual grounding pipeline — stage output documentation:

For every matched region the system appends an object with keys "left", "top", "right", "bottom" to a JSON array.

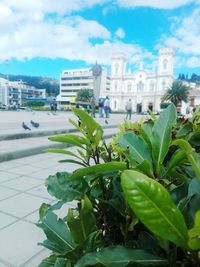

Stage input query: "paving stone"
[
  {"left": 26, "top": 185, "right": 53, "bottom": 200},
  {"left": 0, "top": 171, "right": 20, "bottom": 184},
  {"left": 0, "top": 193, "right": 49, "bottom": 218},
  {"left": 20, "top": 249, "right": 50, "bottom": 267},
  {"left": 2, "top": 176, "right": 43, "bottom": 191},
  {"left": 0, "top": 212, "right": 17, "bottom": 230},
  {"left": 7, "top": 165, "right": 40, "bottom": 176},
  {"left": 28, "top": 168, "right": 58, "bottom": 180},
  {"left": 0, "top": 220, "right": 45, "bottom": 266},
  {"left": 0, "top": 186, "right": 19, "bottom": 201}
]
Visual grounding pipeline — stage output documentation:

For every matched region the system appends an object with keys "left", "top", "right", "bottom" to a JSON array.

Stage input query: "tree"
[
  {"left": 76, "top": 88, "right": 93, "bottom": 102},
  {"left": 161, "top": 80, "right": 190, "bottom": 107}
]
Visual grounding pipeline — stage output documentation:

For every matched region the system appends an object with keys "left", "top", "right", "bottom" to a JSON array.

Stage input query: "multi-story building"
[
  {"left": 57, "top": 67, "right": 110, "bottom": 105},
  {"left": 0, "top": 79, "right": 46, "bottom": 106},
  {"left": 100, "top": 48, "right": 174, "bottom": 112}
]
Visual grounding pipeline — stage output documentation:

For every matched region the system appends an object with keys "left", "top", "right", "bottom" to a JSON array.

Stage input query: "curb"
[
  {"left": 0, "top": 133, "right": 115, "bottom": 163},
  {"left": 0, "top": 124, "right": 118, "bottom": 141}
]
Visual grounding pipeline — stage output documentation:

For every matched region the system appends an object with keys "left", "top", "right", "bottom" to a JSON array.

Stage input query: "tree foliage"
[
  {"left": 162, "top": 80, "right": 190, "bottom": 106},
  {"left": 76, "top": 88, "right": 93, "bottom": 102}
]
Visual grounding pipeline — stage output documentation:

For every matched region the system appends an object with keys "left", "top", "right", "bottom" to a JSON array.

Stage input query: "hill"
[{"left": 0, "top": 73, "right": 59, "bottom": 97}]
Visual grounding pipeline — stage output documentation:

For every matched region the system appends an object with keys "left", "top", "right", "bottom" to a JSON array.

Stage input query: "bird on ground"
[
  {"left": 105, "top": 119, "right": 109, "bottom": 124},
  {"left": 22, "top": 122, "right": 31, "bottom": 130},
  {"left": 30, "top": 120, "right": 40, "bottom": 128}
]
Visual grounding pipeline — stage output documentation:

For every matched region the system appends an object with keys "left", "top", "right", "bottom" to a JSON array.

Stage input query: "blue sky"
[{"left": 0, "top": 0, "right": 199, "bottom": 79}]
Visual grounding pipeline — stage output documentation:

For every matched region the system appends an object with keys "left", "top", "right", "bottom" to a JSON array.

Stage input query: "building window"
[
  {"left": 149, "top": 81, "right": 154, "bottom": 91},
  {"left": 114, "top": 82, "right": 118, "bottom": 91},
  {"left": 163, "top": 59, "right": 168, "bottom": 70},
  {"left": 162, "top": 80, "right": 166, "bottom": 90},
  {"left": 115, "top": 63, "right": 119, "bottom": 75},
  {"left": 114, "top": 100, "right": 117, "bottom": 109},
  {"left": 127, "top": 82, "right": 132, "bottom": 92},
  {"left": 137, "top": 81, "right": 144, "bottom": 92}
]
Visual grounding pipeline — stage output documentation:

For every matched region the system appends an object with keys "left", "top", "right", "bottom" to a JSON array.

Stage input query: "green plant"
[
  {"left": 160, "top": 102, "right": 170, "bottom": 109},
  {"left": 161, "top": 80, "right": 190, "bottom": 107},
  {"left": 76, "top": 88, "right": 93, "bottom": 102},
  {"left": 26, "top": 100, "right": 45, "bottom": 107},
  {"left": 38, "top": 105, "right": 200, "bottom": 266}
]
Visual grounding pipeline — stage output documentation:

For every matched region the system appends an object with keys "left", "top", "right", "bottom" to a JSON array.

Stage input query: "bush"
[
  {"left": 26, "top": 100, "right": 45, "bottom": 107},
  {"left": 37, "top": 105, "right": 200, "bottom": 266}
]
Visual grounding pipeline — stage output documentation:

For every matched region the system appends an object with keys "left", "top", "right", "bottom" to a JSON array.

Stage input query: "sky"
[{"left": 0, "top": 0, "right": 199, "bottom": 79}]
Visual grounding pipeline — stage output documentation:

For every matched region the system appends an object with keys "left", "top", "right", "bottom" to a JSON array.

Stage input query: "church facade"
[{"left": 101, "top": 48, "right": 174, "bottom": 112}]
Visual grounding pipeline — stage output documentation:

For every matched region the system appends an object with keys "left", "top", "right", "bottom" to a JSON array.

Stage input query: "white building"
[
  {"left": 57, "top": 67, "right": 110, "bottom": 105},
  {"left": 100, "top": 48, "right": 174, "bottom": 112},
  {"left": 0, "top": 79, "right": 46, "bottom": 106}
]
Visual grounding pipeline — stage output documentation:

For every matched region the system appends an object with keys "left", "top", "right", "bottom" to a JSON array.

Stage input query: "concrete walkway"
[{"left": 0, "top": 150, "right": 81, "bottom": 267}]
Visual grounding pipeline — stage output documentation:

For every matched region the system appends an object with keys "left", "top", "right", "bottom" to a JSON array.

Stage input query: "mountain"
[{"left": 0, "top": 73, "right": 59, "bottom": 97}]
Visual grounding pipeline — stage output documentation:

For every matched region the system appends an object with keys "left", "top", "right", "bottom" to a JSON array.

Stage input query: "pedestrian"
[
  {"left": 125, "top": 99, "right": 132, "bottom": 120},
  {"left": 104, "top": 96, "right": 110, "bottom": 118},
  {"left": 50, "top": 102, "right": 54, "bottom": 112},
  {"left": 54, "top": 102, "right": 57, "bottom": 113},
  {"left": 98, "top": 98, "right": 104, "bottom": 118},
  {"left": 90, "top": 95, "right": 96, "bottom": 118}
]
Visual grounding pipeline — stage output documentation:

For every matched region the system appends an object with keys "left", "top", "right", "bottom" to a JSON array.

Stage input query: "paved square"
[{"left": 0, "top": 151, "right": 79, "bottom": 266}]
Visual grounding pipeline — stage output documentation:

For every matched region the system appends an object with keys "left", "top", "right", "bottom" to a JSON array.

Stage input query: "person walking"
[
  {"left": 125, "top": 99, "right": 132, "bottom": 120},
  {"left": 90, "top": 95, "right": 96, "bottom": 118},
  {"left": 98, "top": 98, "right": 104, "bottom": 118},
  {"left": 104, "top": 96, "right": 110, "bottom": 118}
]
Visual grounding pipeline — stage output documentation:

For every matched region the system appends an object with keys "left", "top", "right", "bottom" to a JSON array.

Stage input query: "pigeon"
[
  {"left": 105, "top": 119, "right": 109, "bottom": 125},
  {"left": 22, "top": 122, "right": 31, "bottom": 130},
  {"left": 30, "top": 120, "right": 40, "bottom": 128}
]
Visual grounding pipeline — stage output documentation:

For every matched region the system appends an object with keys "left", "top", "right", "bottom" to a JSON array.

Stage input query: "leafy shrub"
[
  {"left": 37, "top": 105, "right": 200, "bottom": 267},
  {"left": 26, "top": 100, "right": 45, "bottom": 107}
]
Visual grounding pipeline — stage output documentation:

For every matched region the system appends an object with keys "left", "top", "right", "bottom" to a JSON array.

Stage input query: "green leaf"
[
  {"left": 121, "top": 170, "right": 188, "bottom": 248},
  {"left": 152, "top": 104, "right": 176, "bottom": 174},
  {"left": 171, "top": 139, "right": 200, "bottom": 178},
  {"left": 46, "top": 172, "right": 88, "bottom": 201},
  {"left": 170, "top": 183, "right": 188, "bottom": 205},
  {"left": 133, "top": 159, "right": 154, "bottom": 177},
  {"left": 188, "top": 210, "right": 200, "bottom": 250},
  {"left": 176, "top": 123, "right": 192, "bottom": 137},
  {"left": 70, "top": 162, "right": 127, "bottom": 180},
  {"left": 54, "top": 258, "right": 70, "bottom": 267},
  {"left": 67, "top": 196, "right": 96, "bottom": 244},
  {"left": 45, "top": 148, "right": 82, "bottom": 160},
  {"left": 58, "top": 159, "right": 87, "bottom": 167},
  {"left": 188, "top": 178, "right": 200, "bottom": 197},
  {"left": 38, "top": 255, "right": 57, "bottom": 267},
  {"left": 72, "top": 107, "right": 103, "bottom": 139},
  {"left": 118, "top": 132, "right": 152, "bottom": 166},
  {"left": 49, "top": 134, "right": 89, "bottom": 148},
  {"left": 166, "top": 149, "right": 186, "bottom": 174},
  {"left": 140, "top": 122, "right": 153, "bottom": 151},
  {"left": 75, "top": 246, "right": 168, "bottom": 267},
  {"left": 37, "top": 211, "right": 75, "bottom": 254}
]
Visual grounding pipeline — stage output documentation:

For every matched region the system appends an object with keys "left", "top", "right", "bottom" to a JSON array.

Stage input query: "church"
[{"left": 101, "top": 48, "right": 174, "bottom": 112}]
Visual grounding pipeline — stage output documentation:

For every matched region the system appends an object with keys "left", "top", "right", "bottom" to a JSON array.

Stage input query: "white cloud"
[
  {"left": 116, "top": 0, "right": 196, "bottom": 9},
  {"left": 0, "top": 0, "right": 154, "bottom": 68},
  {"left": 158, "top": 8, "right": 200, "bottom": 68},
  {"left": 115, "top": 28, "right": 125, "bottom": 39}
]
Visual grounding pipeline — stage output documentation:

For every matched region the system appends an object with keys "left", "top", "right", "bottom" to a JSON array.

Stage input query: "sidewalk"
[{"left": 0, "top": 149, "right": 82, "bottom": 267}]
